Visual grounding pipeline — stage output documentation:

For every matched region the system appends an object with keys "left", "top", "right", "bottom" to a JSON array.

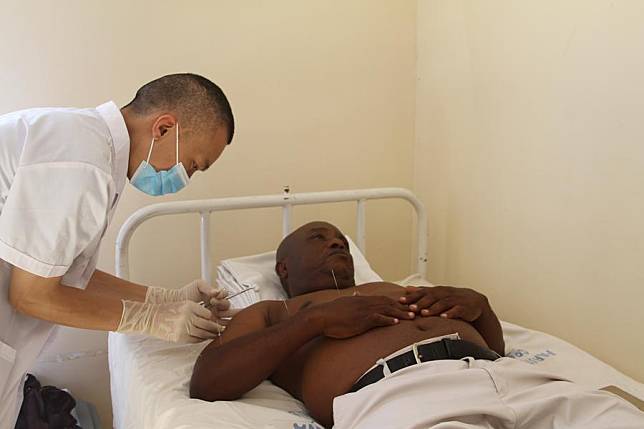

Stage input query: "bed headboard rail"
[{"left": 115, "top": 187, "right": 428, "bottom": 283}]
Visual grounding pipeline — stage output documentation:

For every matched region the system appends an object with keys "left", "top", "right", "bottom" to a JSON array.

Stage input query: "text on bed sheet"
[{"left": 507, "top": 348, "right": 557, "bottom": 365}]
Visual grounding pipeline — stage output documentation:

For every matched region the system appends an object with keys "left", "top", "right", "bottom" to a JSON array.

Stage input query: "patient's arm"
[
  {"left": 190, "top": 295, "right": 412, "bottom": 401},
  {"left": 189, "top": 300, "right": 319, "bottom": 401},
  {"left": 470, "top": 299, "right": 505, "bottom": 356}
]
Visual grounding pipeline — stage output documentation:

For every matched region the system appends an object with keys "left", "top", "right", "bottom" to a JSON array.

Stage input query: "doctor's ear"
[{"left": 151, "top": 114, "right": 178, "bottom": 139}]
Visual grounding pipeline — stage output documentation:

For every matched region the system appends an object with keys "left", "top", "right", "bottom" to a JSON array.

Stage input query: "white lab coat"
[{"left": 0, "top": 102, "right": 129, "bottom": 428}]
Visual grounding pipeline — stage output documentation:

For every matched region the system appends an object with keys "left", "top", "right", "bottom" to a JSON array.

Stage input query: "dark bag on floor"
[{"left": 15, "top": 374, "right": 81, "bottom": 429}]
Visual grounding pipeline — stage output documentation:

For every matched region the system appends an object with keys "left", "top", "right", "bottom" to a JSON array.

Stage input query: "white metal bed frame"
[{"left": 115, "top": 187, "right": 428, "bottom": 284}]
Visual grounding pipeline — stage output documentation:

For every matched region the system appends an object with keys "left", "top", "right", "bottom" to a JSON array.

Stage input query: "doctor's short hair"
[{"left": 125, "top": 73, "right": 234, "bottom": 144}]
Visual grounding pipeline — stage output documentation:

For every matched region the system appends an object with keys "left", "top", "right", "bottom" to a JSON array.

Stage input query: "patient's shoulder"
[
  {"left": 230, "top": 300, "right": 284, "bottom": 327},
  {"left": 236, "top": 299, "right": 282, "bottom": 315},
  {"left": 237, "top": 299, "right": 273, "bottom": 312},
  {"left": 231, "top": 300, "right": 272, "bottom": 321},
  {"left": 220, "top": 301, "right": 281, "bottom": 340}
]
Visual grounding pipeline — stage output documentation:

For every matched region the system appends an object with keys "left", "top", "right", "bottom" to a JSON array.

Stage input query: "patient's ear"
[{"left": 275, "top": 261, "right": 288, "bottom": 282}]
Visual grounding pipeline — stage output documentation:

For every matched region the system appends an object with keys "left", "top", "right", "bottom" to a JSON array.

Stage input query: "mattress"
[{"left": 109, "top": 319, "right": 643, "bottom": 429}]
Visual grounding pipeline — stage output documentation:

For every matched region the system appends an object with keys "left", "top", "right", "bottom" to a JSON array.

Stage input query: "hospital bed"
[{"left": 108, "top": 187, "right": 644, "bottom": 429}]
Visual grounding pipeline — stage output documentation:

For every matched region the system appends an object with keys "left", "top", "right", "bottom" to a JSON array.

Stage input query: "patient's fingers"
[
  {"left": 401, "top": 287, "right": 456, "bottom": 313},
  {"left": 382, "top": 304, "right": 416, "bottom": 321},
  {"left": 402, "top": 290, "right": 437, "bottom": 311},
  {"left": 370, "top": 313, "right": 400, "bottom": 327},
  {"left": 400, "top": 286, "right": 436, "bottom": 305},
  {"left": 421, "top": 298, "right": 454, "bottom": 317},
  {"left": 440, "top": 305, "right": 467, "bottom": 320},
  {"left": 411, "top": 294, "right": 440, "bottom": 312},
  {"left": 399, "top": 287, "right": 424, "bottom": 304}
]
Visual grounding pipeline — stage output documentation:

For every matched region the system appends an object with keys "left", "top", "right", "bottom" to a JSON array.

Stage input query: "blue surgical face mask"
[{"left": 130, "top": 123, "right": 189, "bottom": 196}]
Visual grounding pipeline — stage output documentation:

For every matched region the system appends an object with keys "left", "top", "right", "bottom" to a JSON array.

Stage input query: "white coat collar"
[{"left": 96, "top": 101, "right": 130, "bottom": 195}]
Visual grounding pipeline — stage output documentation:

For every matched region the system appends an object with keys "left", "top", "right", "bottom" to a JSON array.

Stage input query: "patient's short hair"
[{"left": 125, "top": 73, "right": 234, "bottom": 143}]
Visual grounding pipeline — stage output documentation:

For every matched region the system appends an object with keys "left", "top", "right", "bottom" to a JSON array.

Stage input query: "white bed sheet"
[
  {"left": 109, "top": 333, "right": 322, "bottom": 429},
  {"left": 109, "top": 320, "right": 643, "bottom": 429}
]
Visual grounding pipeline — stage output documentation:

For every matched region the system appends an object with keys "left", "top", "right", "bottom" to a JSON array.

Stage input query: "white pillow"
[{"left": 217, "top": 235, "right": 382, "bottom": 306}]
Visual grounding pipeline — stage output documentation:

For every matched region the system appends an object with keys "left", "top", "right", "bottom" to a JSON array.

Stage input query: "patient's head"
[{"left": 275, "top": 221, "right": 355, "bottom": 297}]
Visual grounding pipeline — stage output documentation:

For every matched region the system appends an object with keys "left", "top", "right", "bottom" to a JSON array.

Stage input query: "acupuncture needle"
[
  {"left": 202, "top": 287, "right": 256, "bottom": 309},
  {"left": 331, "top": 269, "right": 341, "bottom": 296},
  {"left": 331, "top": 268, "right": 360, "bottom": 296},
  {"left": 227, "top": 287, "right": 257, "bottom": 299}
]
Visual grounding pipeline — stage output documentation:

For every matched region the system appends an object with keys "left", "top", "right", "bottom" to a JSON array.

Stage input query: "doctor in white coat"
[{"left": 0, "top": 73, "right": 235, "bottom": 427}]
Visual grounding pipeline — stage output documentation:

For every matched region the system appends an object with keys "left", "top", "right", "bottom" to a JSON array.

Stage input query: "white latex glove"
[
  {"left": 146, "top": 279, "right": 225, "bottom": 304},
  {"left": 116, "top": 300, "right": 224, "bottom": 343},
  {"left": 146, "top": 280, "right": 240, "bottom": 323}
]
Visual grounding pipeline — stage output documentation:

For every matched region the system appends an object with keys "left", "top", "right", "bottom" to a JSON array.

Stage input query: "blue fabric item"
[
  {"left": 130, "top": 161, "right": 189, "bottom": 196},
  {"left": 130, "top": 123, "right": 189, "bottom": 196}
]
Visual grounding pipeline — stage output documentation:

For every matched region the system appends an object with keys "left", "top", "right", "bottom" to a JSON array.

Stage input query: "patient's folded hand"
[
  {"left": 400, "top": 285, "right": 489, "bottom": 322},
  {"left": 311, "top": 295, "right": 416, "bottom": 339}
]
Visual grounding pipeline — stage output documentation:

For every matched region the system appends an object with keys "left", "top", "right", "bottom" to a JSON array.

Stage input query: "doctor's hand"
[
  {"left": 116, "top": 300, "right": 225, "bottom": 343},
  {"left": 145, "top": 279, "right": 228, "bottom": 305},
  {"left": 205, "top": 292, "right": 240, "bottom": 327},
  {"left": 399, "top": 286, "right": 490, "bottom": 322}
]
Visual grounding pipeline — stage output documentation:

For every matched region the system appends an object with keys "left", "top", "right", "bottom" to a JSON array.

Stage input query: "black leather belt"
[{"left": 349, "top": 339, "right": 501, "bottom": 393}]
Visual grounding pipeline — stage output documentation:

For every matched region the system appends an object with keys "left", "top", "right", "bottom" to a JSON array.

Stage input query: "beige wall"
[
  {"left": 5, "top": 1, "right": 644, "bottom": 427},
  {"left": 416, "top": 0, "right": 644, "bottom": 382},
  {"left": 1, "top": 1, "right": 417, "bottom": 426}
]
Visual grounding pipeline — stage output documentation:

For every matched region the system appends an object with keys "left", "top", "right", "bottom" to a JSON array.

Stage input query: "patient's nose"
[{"left": 329, "top": 238, "right": 346, "bottom": 250}]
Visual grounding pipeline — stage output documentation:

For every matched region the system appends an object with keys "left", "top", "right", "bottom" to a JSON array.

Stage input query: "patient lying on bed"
[{"left": 190, "top": 221, "right": 644, "bottom": 429}]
